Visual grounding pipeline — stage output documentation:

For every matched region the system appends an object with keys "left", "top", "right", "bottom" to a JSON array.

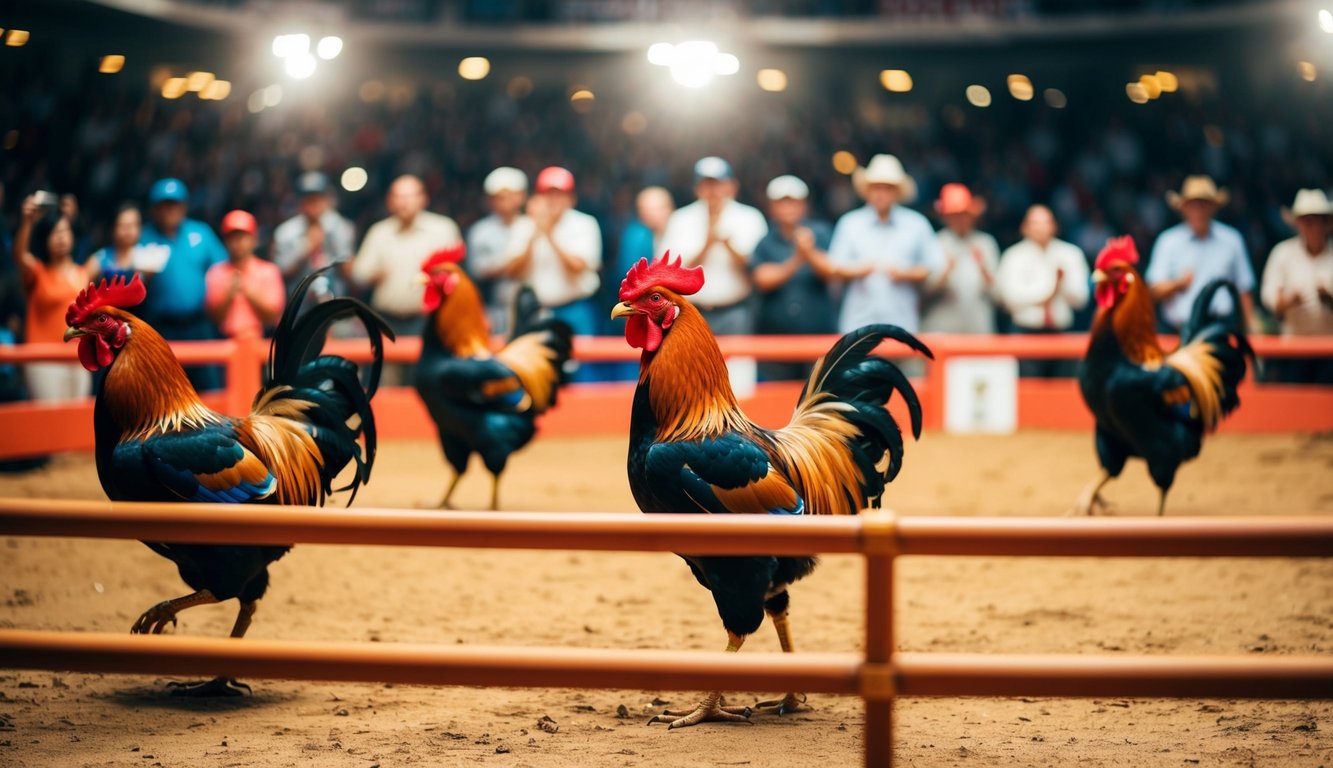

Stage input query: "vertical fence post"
[
  {"left": 862, "top": 509, "right": 898, "bottom": 767},
  {"left": 224, "top": 338, "right": 263, "bottom": 417},
  {"left": 923, "top": 345, "right": 947, "bottom": 432}
]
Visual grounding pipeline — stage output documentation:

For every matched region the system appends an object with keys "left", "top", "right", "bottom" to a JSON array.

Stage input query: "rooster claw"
[
  {"left": 648, "top": 694, "right": 752, "bottom": 729},
  {"left": 166, "top": 677, "right": 252, "bottom": 697},
  {"left": 131, "top": 603, "right": 179, "bottom": 635},
  {"left": 753, "top": 693, "right": 807, "bottom": 716}
]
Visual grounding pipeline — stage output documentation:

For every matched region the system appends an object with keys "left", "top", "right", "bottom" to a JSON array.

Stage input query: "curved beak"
[
  {"left": 63, "top": 327, "right": 88, "bottom": 342},
  {"left": 1091, "top": 269, "right": 1107, "bottom": 285},
  {"left": 610, "top": 302, "right": 638, "bottom": 320}
]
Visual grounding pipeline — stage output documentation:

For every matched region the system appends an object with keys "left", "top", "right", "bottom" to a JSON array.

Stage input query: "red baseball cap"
[
  {"left": 535, "top": 166, "right": 575, "bottom": 193},
  {"left": 934, "top": 183, "right": 985, "bottom": 217},
  {"left": 220, "top": 209, "right": 258, "bottom": 235}
]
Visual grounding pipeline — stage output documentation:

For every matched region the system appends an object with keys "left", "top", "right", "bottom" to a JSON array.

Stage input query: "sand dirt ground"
[{"left": 1, "top": 430, "right": 1331, "bottom": 767}]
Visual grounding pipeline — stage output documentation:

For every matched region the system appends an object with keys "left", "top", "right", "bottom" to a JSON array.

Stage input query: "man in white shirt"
[
  {"left": 467, "top": 167, "right": 528, "bottom": 335},
  {"left": 923, "top": 183, "right": 1000, "bottom": 334},
  {"left": 501, "top": 166, "right": 601, "bottom": 378},
  {"left": 272, "top": 172, "right": 356, "bottom": 312},
  {"left": 1261, "top": 188, "right": 1333, "bottom": 382},
  {"left": 659, "top": 157, "right": 768, "bottom": 336},
  {"left": 349, "top": 174, "right": 462, "bottom": 384},
  {"left": 996, "top": 204, "right": 1089, "bottom": 378}
]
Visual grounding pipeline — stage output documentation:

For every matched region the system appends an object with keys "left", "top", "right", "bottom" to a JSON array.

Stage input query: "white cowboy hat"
[
  {"left": 1166, "top": 175, "right": 1229, "bottom": 210},
  {"left": 1281, "top": 188, "right": 1333, "bottom": 225},
  {"left": 852, "top": 154, "right": 918, "bottom": 203}
]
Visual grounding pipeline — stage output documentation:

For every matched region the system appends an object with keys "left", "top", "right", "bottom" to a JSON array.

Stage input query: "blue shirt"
[
  {"left": 828, "top": 205, "right": 945, "bottom": 334},
  {"left": 139, "top": 218, "right": 227, "bottom": 319},
  {"left": 751, "top": 220, "right": 836, "bottom": 335},
  {"left": 1146, "top": 220, "right": 1255, "bottom": 330},
  {"left": 92, "top": 246, "right": 137, "bottom": 283}
]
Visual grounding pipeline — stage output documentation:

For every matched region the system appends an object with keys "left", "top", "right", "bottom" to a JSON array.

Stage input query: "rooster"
[
  {"left": 610, "top": 252, "right": 930, "bottom": 729},
  {"left": 413, "top": 245, "right": 573, "bottom": 510},
  {"left": 64, "top": 267, "right": 391, "bottom": 695},
  {"left": 1077, "top": 236, "right": 1252, "bottom": 516}
]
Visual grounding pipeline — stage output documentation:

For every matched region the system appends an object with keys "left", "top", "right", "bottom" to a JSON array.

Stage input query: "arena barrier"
[
  {"left": 1, "top": 497, "right": 1331, "bottom": 767},
  {"left": 1, "top": 333, "right": 1331, "bottom": 460}
]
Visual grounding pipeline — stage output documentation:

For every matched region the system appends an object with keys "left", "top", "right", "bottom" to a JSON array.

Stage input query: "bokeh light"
[
  {"left": 317, "top": 36, "right": 343, "bottom": 60},
  {"left": 1043, "top": 88, "right": 1067, "bottom": 108},
  {"left": 99, "top": 55, "right": 125, "bottom": 74},
  {"left": 1007, "top": 74, "right": 1034, "bottom": 101},
  {"left": 965, "top": 84, "right": 992, "bottom": 107},
  {"left": 200, "top": 80, "right": 231, "bottom": 101},
  {"left": 832, "top": 150, "right": 857, "bottom": 175},
  {"left": 880, "top": 70, "right": 913, "bottom": 93},
  {"left": 1139, "top": 74, "right": 1162, "bottom": 99},
  {"left": 1320, "top": 9, "right": 1333, "bottom": 33},
  {"left": 458, "top": 57, "right": 491, "bottom": 80},
  {"left": 186, "top": 71, "right": 215, "bottom": 92},
  {"left": 341, "top": 167, "right": 368, "bottom": 192},
  {"left": 757, "top": 68, "right": 788, "bottom": 92},
  {"left": 5, "top": 30, "right": 29, "bottom": 47},
  {"left": 263, "top": 84, "right": 284, "bottom": 107},
  {"left": 647, "top": 42, "right": 674, "bottom": 66},
  {"left": 1126, "top": 82, "right": 1149, "bottom": 104},
  {"left": 1156, "top": 70, "right": 1179, "bottom": 92},
  {"left": 285, "top": 53, "right": 316, "bottom": 80},
  {"left": 160, "top": 77, "right": 188, "bottom": 99},
  {"left": 570, "top": 89, "right": 595, "bottom": 112},
  {"left": 621, "top": 111, "right": 648, "bottom": 135},
  {"left": 1299, "top": 61, "right": 1316, "bottom": 82}
]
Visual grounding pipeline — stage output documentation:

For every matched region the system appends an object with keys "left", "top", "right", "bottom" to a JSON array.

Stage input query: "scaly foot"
[
  {"left": 753, "top": 692, "right": 807, "bottom": 716},
  {"left": 649, "top": 693, "right": 751, "bottom": 729},
  {"left": 166, "top": 677, "right": 252, "bottom": 697},
  {"left": 131, "top": 602, "right": 179, "bottom": 635}
]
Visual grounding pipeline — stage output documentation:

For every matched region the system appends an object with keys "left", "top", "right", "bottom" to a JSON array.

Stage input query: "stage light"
[
  {"left": 648, "top": 40, "right": 740, "bottom": 89},
  {"left": 647, "top": 42, "right": 674, "bottom": 66},
  {"left": 186, "top": 71, "right": 214, "bottom": 92},
  {"left": 1320, "top": 9, "right": 1332, "bottom": 33},
  {"left": 161, "top": 77, "right": 188, "bottom": 99},
  {"left": 570, "top": 89, "right": 595, "bottom": 113},
  {"left": 1043, "top": 88, "right": 1067, "bottom": 109},
  {"left": 272, "top": 34, "right": 309, "bottom": 58},
  {"left": 1300, "top": 61, "right": 1317, "bottom": 81},
  {"left": 1156, "top": 70, "right": 1178, "bottom": 92},
  {"left": 99, "top": 55, "right": 125, "bottom": 74},
  {"left": 757, "top": 68, "right": 787, "bottom": 92},
  {"left": 1126, "top": 82, "right": 1149, "bottom": 104},
  {"left": 715, "top": 53, "right": 740, "bottom": 76},
  {"left": 880, "top": 70, "right": 912, "bottom": 93},
  {"left": 201, "top": 80, "right": 231, "bottom": 101},
  {"left": 832, "top": 150, "right": 857, "bottom": 175},
  {"left": 317, "top": 36, "right": 343, "bottom": 60},
  {"left": 458, "top": 57, "right": 490, "bottom": 81},
  {"left": 1007, "top": 74, "right": 1034, "bottom": 101},
  {"left": 5, "top": 30, "right": 29, "bottom": 47},
  {"left": 285, "top": 53, "right": 316, "bottom": 80},
  {"left": 341, "top": 167, "right": 368, "bottom": 192},
  {"left": 965, "top": 85, "right": 991, "bottom": 107}
]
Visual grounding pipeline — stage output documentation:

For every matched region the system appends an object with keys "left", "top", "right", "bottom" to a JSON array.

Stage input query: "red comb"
[
  {"left": 619, "top": 251, "right": 705, "bottom": 301},
  {"left": 1094, "top": 236, "right": 1140, "bottom": 272},
  {"left": 66, "top": 274, "right": 147, "bottom": 327},
  {"left": 422, "top": 244, "right": 466, "bottom": 273}
]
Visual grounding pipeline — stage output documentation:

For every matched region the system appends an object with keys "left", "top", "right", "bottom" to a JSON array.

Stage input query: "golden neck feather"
[
  {"left": 641, "top": 301, "right": 748, "bottom": 442},
  {"left": 433, "top": 272, "right": 491, "bottom": 358},
  {"left": 102, "top": 313, "right": 219, "bottom": 436},
  {"left": 1093, "top": 268, "right": 1164, "bottom": 367}
]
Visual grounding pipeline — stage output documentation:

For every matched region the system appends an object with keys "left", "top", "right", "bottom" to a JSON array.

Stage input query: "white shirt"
[
  {"left": 1145, "top": 221, "right": 1255, "bottom": 330},
  {"left": 352, "top": 210, "right": 461, "bottom": 317},
  {"left": 660, "top": 199, "right": 768, "bottom": 307},
  {"left": 1261, "top": 236, "right": 1333, "bottom": 336},
  {"left": 504, "top": 208, "right": 602, "bottom": 308},
  {"left": 828, "top": 204, "right": 945, "bottom": 334},
  {"left": 468, "top": 213, "right": 526, "bottom": 331},
  {"left": 996, "top": 237, "right": 1089, "bottom": 330},
  {"left": 923, "top": 228, "right": 1000, "bottom": 334}
]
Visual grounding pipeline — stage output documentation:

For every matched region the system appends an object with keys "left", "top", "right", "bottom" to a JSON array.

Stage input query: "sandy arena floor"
[{"left": 1, "top": 430, "right": 1331, "bottom": 767}]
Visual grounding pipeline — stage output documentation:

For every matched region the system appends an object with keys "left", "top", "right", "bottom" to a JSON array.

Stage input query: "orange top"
[
  {"left": 204, "top": 258, "right": 285, "bottom": 339},
  {"left": 25, "top": 260, "right": 89, "bottom": 344}
]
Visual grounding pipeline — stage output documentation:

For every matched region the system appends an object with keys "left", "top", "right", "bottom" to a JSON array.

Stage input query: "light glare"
[
  {"left": 1320, "top": 9, "right": 1333, "bottom": 33},
  {"left": 317, "top": 36, "right": 343, "bottom": 60},
  {"left": 272, "top": 33, "right": 309, "bottom": 58},
  {"left": 285, "top": 53, "right": 317, "bottom": 79},
  {"left": 1299, "top": 61, "right": 1317, "bottom": 82},
  {"left": 647, "top": 42, "right": 674, "bottom": 66}
]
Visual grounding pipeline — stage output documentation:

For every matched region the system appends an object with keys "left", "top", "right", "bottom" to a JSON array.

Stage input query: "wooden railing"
[{"left": 1, "top": 497, "right": 1331, "bottom": 766}]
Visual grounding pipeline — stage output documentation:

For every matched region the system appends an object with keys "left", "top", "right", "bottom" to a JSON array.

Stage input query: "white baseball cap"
[
  {"left": 483, "top": 167, "right": 528, "bottom": 195},
  {"left": 766, "top": 175, "right": 809, "bottom": 201}
]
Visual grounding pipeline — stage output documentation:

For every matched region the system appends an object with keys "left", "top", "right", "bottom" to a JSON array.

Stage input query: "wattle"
[
  {"left": 77, "top": 335, "right": 112, "bottom": 372},
  {"left": 625, "top": 315, "right": 663, "bottom": 352},
  {"left": 1095, "top": 281, "right": 1119, "bottom": 310}
]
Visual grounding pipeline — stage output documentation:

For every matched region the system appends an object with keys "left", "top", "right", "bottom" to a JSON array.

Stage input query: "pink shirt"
[{"left": 205, "top": 257, "right": 285, "bottom": 339}]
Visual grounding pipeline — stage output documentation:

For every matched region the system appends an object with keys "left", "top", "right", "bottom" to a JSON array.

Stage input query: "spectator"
[
  {"left": 272, "top": 172, "right": 355, "bottom": 311},
  {"left": 923, "top": 183, "right": 1001, "bottom": 334},
  {"left": 59, "top": 193, "right": 92, "bottom": 264},
  {"left": 1260, "top": 188, "right": 1333, "bottom": 382},
  {"left": 750, "top": 175, "right": 840, "bottom": 381},
  {"left": 996, "top": 204, "right": 1089, "bottom": 377},
  {"left": 138, "top": 177, "right": 227, "bottom": 391},
  {"left": 616, "top": 186, "right": 674, "bottom": 282},
  {"left": 87, "top": 203, "right": 142, "bottom": 283},
  {"left": 660, "top": 157, "right": 768, "bottom": 336},
  {"left": 501, "top": 167, "right": 601, "bottom": 376},
  {"left": 205, "top": 210, "right": 285, "bottom": 341},
  {"left": 828, "top": 154, "right": 944, "bottom": 337},
  {"left": 349, "top": 174, "right": 462, "bottom": 385},
  {"left": 12, "top": 194, "right": 90, "bottom": 401},
  {"left": 1146, "top": 176, "right": 1256, "bottom": 332},
  {"left": 467, "top": 166, "right": 529, "bottom": 335}
]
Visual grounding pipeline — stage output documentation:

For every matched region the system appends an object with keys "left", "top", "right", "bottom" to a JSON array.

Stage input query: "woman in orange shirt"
[{"left": 12, "top": 194, "right": 90, "bottom": 401}]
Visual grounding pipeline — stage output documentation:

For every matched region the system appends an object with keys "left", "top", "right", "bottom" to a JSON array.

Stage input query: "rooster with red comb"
[
  {"left": 611, "top": 252, "right": 931, "bottom": 728},
  {"left": 65, "top": 267, "right": 391, "bottom": 695},
  {"left": 1076, "top": 236, "right": 1252, "bottom": 515}
]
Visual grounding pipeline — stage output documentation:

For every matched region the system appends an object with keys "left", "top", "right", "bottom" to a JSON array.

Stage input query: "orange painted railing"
[
  {"left": 1, "top": 497, "right": 1331, "bottom": 767},
  {"left": 1, "top": 334, "right": 1331, "bottom": 459}
]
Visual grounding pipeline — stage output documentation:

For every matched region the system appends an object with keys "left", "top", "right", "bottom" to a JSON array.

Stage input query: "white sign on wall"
[{"left": 944, "top": 356, "right": 1018, "bottom": 434}]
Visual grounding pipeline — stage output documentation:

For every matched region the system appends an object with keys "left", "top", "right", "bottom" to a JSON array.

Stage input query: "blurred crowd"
[{"left": 3, "top": 52, "right": 1332, "bottom": 406}]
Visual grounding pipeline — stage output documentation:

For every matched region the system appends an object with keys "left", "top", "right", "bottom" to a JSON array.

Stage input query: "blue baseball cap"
[
  {"left": 694, "top": 156, "right": 733, "bottom": 183},
  {"left": 148, "top": 178, "right": 188, "bottom": 205}
]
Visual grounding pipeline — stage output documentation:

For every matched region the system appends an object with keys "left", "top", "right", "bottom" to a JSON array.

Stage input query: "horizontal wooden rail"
[
  {"left": 3, "top": 498, "right": 1332, "bottom": 558},
  {"left": 1, "top": 631, "right": 1328, "bottom": 701}
]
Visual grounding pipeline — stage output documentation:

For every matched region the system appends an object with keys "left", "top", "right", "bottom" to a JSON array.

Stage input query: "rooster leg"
[
  {"left": 130, "top": 589, "right": 218, "bottom": 635},
  {"left": 489, "top": 475, "right": 501, "bottom": 512},
  {"left": 1156, "top": 491, "right": 1168, "bottom": 517},
  {"left": 1072, "top": 472, "right": 1112, "bottom": 516},
  {"left": 648, "top": 632, "right": 753, "bottom": 729},
  {"left": 753, "top": 610, "right": 807, "bottom": 715},
  {"left": 167, "top": 601, "right": 258, "bottom": 697},
  {"left": 437, "top": 473, "right": 464, "bottom": 510}
]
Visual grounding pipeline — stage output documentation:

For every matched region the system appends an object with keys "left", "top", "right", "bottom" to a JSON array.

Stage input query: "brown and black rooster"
[
  {"left": 1077, "top": 236, "right": 1252, "bottom": 516},
  {"left": 64, "top": 267, "right": 390, "bottom": 695},
  {"left": 413, "top": 245, "right": 572, "bottom": 510},
  {"left": 611, "top": 252, "right": 930, "bottom": 728}
]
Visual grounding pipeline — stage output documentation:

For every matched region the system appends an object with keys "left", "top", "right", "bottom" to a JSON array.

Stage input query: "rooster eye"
[{"left": 650, "top": 293, "right": 663, "bottom": 303}]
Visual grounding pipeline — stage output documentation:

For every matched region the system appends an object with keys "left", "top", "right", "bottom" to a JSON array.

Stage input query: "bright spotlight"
[
  {"left": 646, "top": 42, "right": 674, "bottom": 66},
  {"left": 285, "top": 53, "right": 317, "bottom": 80},
  {"left": 341, "top": 167, "right": 368, "bottom": 192},
  {"left": 669, "top": 40, "right": 720, "bottom": 89},
  {"left": 1320, "top": 9, "right": 1333, "bottom": 33},
  {"left": 715, "top": 53, "right": 740, "bottom": 76},
  {"left": 317, "top": 36, "right": 343, "bottom": 60},
  {"left": 273, "top": 33, "right": 309, "bottom": 58}
]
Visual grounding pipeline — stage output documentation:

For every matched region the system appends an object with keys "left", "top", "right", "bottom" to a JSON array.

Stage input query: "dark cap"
[{"left": 296, "top": 171, "right": 332, "bottom": 196}]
